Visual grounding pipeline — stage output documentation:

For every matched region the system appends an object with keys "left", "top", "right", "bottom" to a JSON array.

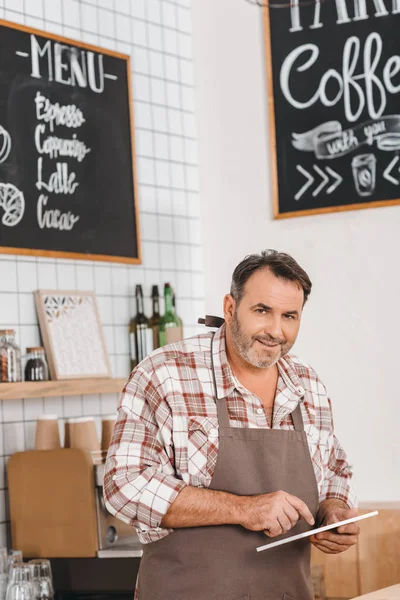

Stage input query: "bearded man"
[{"left": 104, "top": 249, "right": 359, "bottom": 600}]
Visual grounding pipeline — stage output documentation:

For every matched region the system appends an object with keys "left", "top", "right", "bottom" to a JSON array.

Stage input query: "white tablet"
[{"left": 256, "top": 510, "right": 379, "bottom": 553}]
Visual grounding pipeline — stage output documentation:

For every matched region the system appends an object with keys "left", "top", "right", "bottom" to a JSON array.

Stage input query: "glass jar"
[
  {"left": 24, "top": 347, "right": 49, "bottom": 382},
  {"left": 0, "top": 330, "right": 22, "bottom": 383}
]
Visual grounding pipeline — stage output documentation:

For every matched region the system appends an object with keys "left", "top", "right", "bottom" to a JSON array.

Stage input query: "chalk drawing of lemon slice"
[
  {"left": 0, "top": 126, "right": 11, "bottom": 164},
  {"left": 0, "top": 183, "right": 25, "bottom": 226}
]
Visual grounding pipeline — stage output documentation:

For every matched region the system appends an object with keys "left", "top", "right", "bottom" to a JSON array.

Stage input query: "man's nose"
[{"left": 264, "top": 316, "right": 283, "bottom": 340}]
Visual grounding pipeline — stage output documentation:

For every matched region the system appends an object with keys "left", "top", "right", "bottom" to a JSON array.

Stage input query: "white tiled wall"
[{"left": 0, "top": 0, "right": 203, "bottom": 546}]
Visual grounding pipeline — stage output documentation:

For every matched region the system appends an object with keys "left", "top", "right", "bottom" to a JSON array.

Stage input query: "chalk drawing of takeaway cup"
[{"left": 351, "top": 153, "right": 377, "bottom": 197}]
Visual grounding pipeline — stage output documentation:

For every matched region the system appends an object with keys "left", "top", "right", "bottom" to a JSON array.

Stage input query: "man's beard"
[{"left": 230, "top": 312, "right": 293, "bottom": 369}]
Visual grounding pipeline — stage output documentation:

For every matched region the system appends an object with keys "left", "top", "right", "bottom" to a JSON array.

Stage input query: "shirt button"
[
  {"left": 112, "top": 475, "right": 117, "bottom": 481},
  {"left": 209, "top": 428, "right": 217, "bottom": 436},
  {"left": 256, "top": 408, "right": 264, "bottom": 415}
]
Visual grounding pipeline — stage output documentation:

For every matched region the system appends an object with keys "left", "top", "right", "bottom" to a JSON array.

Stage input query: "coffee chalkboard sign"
[
  {"left": 264, "top": 0, "right": 400, "bottom": 218},
  {"left": 0, "top": 20, "right": 141, "bottom": 262}
]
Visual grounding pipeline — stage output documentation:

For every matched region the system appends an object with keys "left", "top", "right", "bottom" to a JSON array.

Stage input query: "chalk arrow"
[
  {"left": 312, "top": 165, "right": 329, "bottom": 196},
  {"left": 383, "top": 156, "right": 400, "bottom": 185},
  {"left": 325, "top": 167, "right": 343, "bottom": 194},
  {"left": 295, "top": 165, "right": 314, "bottom": 201}
]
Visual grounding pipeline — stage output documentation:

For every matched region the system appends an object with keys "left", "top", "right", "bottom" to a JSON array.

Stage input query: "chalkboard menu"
[
  {"left": 264, "top": 0, "right": 400, "bottom": 218},
  {"left": 0, "top": 20, "right": 140, "bottom": 262}
]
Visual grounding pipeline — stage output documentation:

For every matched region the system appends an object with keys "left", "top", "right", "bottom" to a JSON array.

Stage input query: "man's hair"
[{"left": 230, "top": 249, "right": 312, "bottom": 306}]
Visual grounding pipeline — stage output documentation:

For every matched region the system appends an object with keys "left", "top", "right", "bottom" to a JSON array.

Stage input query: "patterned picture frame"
[{"left": 34, "top": 290, "right": 112, "bottom": 380}]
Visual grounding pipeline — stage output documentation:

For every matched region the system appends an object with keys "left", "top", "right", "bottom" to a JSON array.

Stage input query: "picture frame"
[{"left": 34, "top": 290, "right": 112, "bottom": 380}]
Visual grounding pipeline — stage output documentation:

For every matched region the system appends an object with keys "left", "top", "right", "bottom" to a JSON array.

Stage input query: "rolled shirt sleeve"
[{"left": 103, "top": 367, "right": 187, "bottom": 543}]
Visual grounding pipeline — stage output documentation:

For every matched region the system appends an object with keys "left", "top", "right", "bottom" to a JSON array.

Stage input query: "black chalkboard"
[
  {"left": 264, "top": 0, "right": 400, "bottom": 218},
  {"left": 0, "top": 20, "right": 140, "bottom": 262}
]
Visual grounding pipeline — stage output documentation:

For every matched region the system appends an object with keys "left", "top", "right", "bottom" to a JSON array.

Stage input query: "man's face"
[{"left": 225, "top": 268, "right": 304, "bottom": 369}]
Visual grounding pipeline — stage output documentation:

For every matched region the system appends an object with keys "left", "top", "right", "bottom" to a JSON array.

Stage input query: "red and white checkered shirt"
[{"left": 104, "top": 324, "right": 356, "bottom": 545}]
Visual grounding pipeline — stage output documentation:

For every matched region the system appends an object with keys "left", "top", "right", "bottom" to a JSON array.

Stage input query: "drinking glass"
[
  {"left": 28, "top": 561, "right": 53, "bottom": 600},
  {"left": 5, "top": 566, "right": 33, "bottom": 600}
]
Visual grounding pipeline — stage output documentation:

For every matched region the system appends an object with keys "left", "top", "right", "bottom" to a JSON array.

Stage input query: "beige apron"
[{"left": 137, "top": 335, "right": 319, "bottom": 599}]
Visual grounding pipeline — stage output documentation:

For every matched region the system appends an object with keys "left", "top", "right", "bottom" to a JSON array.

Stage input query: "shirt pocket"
[
  {"left": 187, "top": 416, "right": 219, "bottom": 487},
  {"left": 304, "top": 424, "right": 325, "bottom": 494}
]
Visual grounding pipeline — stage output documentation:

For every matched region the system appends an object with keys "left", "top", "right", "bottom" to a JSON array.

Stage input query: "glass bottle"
[
  {"left": 159, "top": 284, "right": 182, "bottom": 346},
  {"left": 129, "top": 285, "right": 153, "bottom": 370},
  {"left": 0, "top": 330, "right": 22, "bottom": 383},
  {"left": 149, "top": 285, "right": 161, "bottom": 351},
  {"left": 24, "top": 347, "right": 49, "bottom": 382},
  {"left": 172, "top": 293, "right": 183, "bottom": 340}
]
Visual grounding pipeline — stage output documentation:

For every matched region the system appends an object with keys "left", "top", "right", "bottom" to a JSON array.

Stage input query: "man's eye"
[
  {"left": 285, "top": 314, "right": 295, "bottom": 320},
  {"left": 255, "top": 308, "right": 266, "bottom": 314}
]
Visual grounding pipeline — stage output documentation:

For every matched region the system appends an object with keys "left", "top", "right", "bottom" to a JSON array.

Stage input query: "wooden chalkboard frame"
[
  {"left": 0, "top": 19, "right": 141, "bottom": 263},
  {"left": 262, "top": 7, "right": 400, "bottom": 220}
]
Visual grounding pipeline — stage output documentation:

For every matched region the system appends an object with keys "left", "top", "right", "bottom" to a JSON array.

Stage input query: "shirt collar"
[{"left": 211, "top": 324, "right": 305, "bottom": 400}]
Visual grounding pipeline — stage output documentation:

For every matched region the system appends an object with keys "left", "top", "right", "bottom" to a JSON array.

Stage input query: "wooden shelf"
[{"left": 0, "top": 378, "right": 126, "bottom": 400}]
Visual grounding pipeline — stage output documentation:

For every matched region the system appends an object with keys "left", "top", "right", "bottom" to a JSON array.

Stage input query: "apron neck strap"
[{"left": 291, "top": 402, "right": 305, "bottom": 431}]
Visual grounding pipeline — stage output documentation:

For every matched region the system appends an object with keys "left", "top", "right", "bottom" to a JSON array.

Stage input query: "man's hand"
[
  {"left": 310, "top": 500, "right": 360, "bottom": 554},
  {"left": 240, "top": 491, "right": 315, "bottom": 537}
]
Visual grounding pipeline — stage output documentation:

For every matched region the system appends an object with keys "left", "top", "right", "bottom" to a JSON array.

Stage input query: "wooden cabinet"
[{"left": 311, "top": 504, "right": 400, "bottom": 599}]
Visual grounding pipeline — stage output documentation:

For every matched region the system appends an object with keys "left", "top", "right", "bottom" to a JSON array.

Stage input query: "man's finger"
[
  {"left": 337, "top": 523, "right": 360, "bottom": 535},
  {"left": 310, "top": 536, "right": 350, "bottom": 552},
  {"left": 286, "top": 494, "right": 314, "bottom": 526},
  {"left": 315, "top": 531, "right": 358, "bottom": 545}
]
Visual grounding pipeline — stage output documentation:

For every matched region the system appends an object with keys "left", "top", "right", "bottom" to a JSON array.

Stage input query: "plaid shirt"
[{"left": 104, "top": 324, "right": 356, "bottom": 545}]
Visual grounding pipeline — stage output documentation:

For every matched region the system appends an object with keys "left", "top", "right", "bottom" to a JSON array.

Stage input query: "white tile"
[
  {"left": 154, "top": 132, "right": 169, "bottom": 160},
  {"left": 18, "top": 293, "right": 37, "bottom": 326},
  {"left": 142, "top": 242, "right": 160, "bottom": 269},
  {"left": 19, "top": 325, "right": 41, "bottom": 353},
  {"left": 137, "top": 157, "right": 155, "bottom": 185},
  {"left": 98, "top": 0, "right": 114, "bottom": 9},
  {"left": 112, "top": 296, "right": 131, "bottom": 326},
  {"left": 177, "top": 6, "right": 192, "bottom": 33},
  {"left": 2, "top": 400, "right": 23, "bottom": 423},
  {"left": 82, "top": 394, "right": 101, "bottom": 416},
  {"left": 165, "top": 55, "right": 179, "bottom": 82},
  {"left": 191, "top": 245, "right": 204, "bottom": 272},
  {"left": 174, "top": 217, "right": 189, "bottom": 243},
  {"left": 160, "top": 244, "right": 175, "bottom": 270},
  {"left": 43, "top": 396, "right": 63, "bottom": 417},
  {"left": 186, "top": 165, "right": 199, "bottom": 191},
  {"left": 117, "top": 39, "right": 132, "bottom": 55},
  {"left": 5, "top": 0, "right": 22, "bottom": 11},
  {"left": 187, "top": 191, "right": 200, "bottom": 217},
  {"left": 150, "top": 77, "right": 166, "bottom": 106},
  {"left": 153, "top": 105, "right": 168, "bottom": 132},
  {"left": 171, "top": 190, "right": 187, "bottom": 216},
  {"left": 176, "top": 271, "right": 191, "bottom": 297},
  {"left": 3, "top": 423, "right": 25, "bottom": 454},
  {"left": 132, "top": 73, "right": 150, "bottom": 102},
  {"left": 175, "top": 244, "right": 191, "bottom": 270},
  {"left": 0, "top": 293, "right": 19, "bottom": 323},
  {"left": 24, "top": 421, "right": 36, "bottom": 451},
  {"left": 76, "top": 264, "right": 95, "bottom": 291},
  {"left": 22, "top": 398, "right": 44, "bottom": 421},
  {"left": 132, "top": 18, "right": 147, "bottom": 47},
  {"left": 16, "top": 261, "right": 38, "bottom": 293},
  {"left": 62, "top": 0, "right": 80, "bottom": 28},
  {"left": 94, "top": 265, "right": 112, "bottom": 295},
  {"left": 103, "top": 325, "right": 115, "bottom": 355},
  {"left": 132, "top": 46, "right": 150, "bottom": 75},
  {"left": 56, "top": 263, "right": 77, "bottom": 289},
  {"left": 164, "top": 28, "right": 178, "bottom": 55},
  {"left": 129, "top": 267, "right": 145, "bottom": 289},
  {"left": 4, "top": 9, "right": 24, "bottom": 23},
  {"left": 26, "top": 0, "right": 44, "bottom": 18},
  {"left": 158, "top": 216, "right": 173, "bottom": 242},
  {"left": 168, "top": 109, "right": 183, "bottom": 135},
  {"left": 162, "top": 2, "right": 177, "bottom": 28},
  {"left": 115, "top": 355, "right": 131, "bottom": 379},
  {"left": 141, "top": 213, "right": 158, "bottom": 242},
  {"left": 178, "top": 32, "right": 192, "bottom": 59},
  {"left": 183, "top": 112, "right": 197, "bottom": 138},
  {"left": 170, "top": 135, "right": 184, "bottom": 162},
  {"left": 81, "top": 2, "right": 97, "bottom": 33},
  {"left": 179, "top": 59, "right": 194, "bottom": 86},
  {"left": 98, "top": 7, "right": 114, "bottom": 38},
  {"left": 100, "top": 393, "right": 119, "bottom": 415},
  {"left": 0, "top": 458, "right": 5, "bottom": 489},
  {"left": 188, "top": 219, "right": 202, "bottom": 245},
  {"left": 148, "top": 23, "right": 162, "bottom": 52},
  {"left": 44, "top": 21, "right": 63, "bottom": 34},
  {"left": 134, "top": 101, "right": 152, "bottom": 129},
  {"left": 155, "top": 160, "right": 170, "bottom": 187},
  {"left": 37, "top": 262, "right": 57, "bottom": 289},
  {"left": 62, "top": 395, "right": 83, "bottom": 418},
  {"left": 0, "top": 425, "right": 4, "bottom": 456},
  {"left": 138, "top": 185, "right": 157, "bottom": 212},
  {"left": 182, "top": 86, "right": 195, "bottom": 112},
  {"left": 118, "top": 0, "right": 131, "bottom": 15},
  {"left": 147, "top": 0, "right": 161, "bottom": 23},
  {"left": 157, "top": 188, "right": 172, "bottom": 214},
  {"left": 192, "top": 272, "right": 204, "bottom": 298},
  {"left": 184, "top": 138, "right": 198, "bottom": 165},
  {"left": 111, "top": 267, "right": 129, "bottom": 296},
  {"left": 166, "top": 81, "right": 181, "bottom": 109},
  {"left": 136, "top": 129, "right": 153, "bottom": 157},
  {"left": 131, "top": 0, "right": 145, "bottom": 20},
  {"left": 149, "top": 50, "right": 164, "bottom": 79},
  {"left": 0, "top": 261, "right": 17, "bottom": 292},
  {"left": 97, "top": 295, "right": 113, "bottom": 326},
  {"left": 116, "top": 12, "right": 131, "bottom": 42},
  {"left": 171, "top": 163, "right": 185, "bottom": 189},
  {"left": 84, "top": 31, "right": 100, "bottom": 45},
  {"left": 114, "top": 326, "right": 130, "bottom": 355}
]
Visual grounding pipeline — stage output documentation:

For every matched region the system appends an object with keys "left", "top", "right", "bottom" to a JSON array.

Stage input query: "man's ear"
[{"left": 223, "top": 294, "right": 236, "bottom": 325}]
